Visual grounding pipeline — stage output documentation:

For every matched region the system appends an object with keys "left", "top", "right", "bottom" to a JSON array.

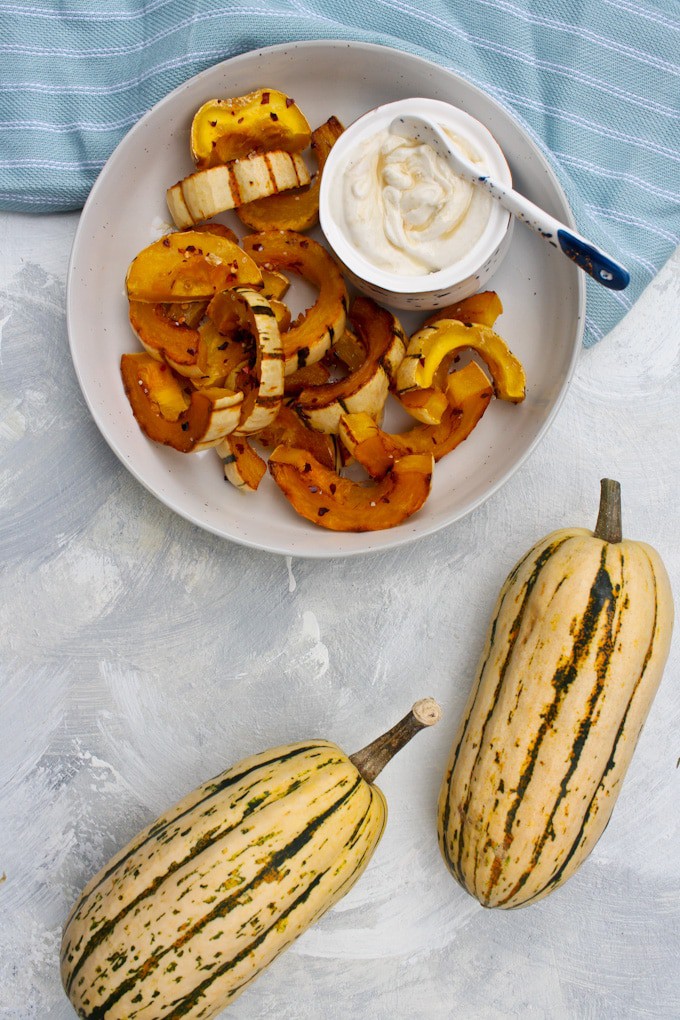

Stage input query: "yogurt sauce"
[{"left": 339, "top": 125, "right": 492, "bottom": 277}]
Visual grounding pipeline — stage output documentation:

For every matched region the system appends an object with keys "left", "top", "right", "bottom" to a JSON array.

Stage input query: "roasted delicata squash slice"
[
  {"left": 260, "top": 268, "right": 290, "bottom": 301},
  {"left": 126, "top": 230, "right": 262, "bottom": 303},
  {"left": 128, "top": 300, "right": 204, "bottom": 377},
  {"left": 283, "top": 360, "right": 331, "bottom": 395},
  {"left": 422, "top": 290, "right": 503, "bottom": 329},
  {"left": 191, "top": 89, "right": 312, "bottom": 169},
  {"left": 242, "top": 230, "right": 348, "bottom": 375},
  {"left": 257, "top": 405, "right": 336, "bottom": 469},
  {"left": 167, "top": 151, "right": 311, "bottom": 229},
  {"left": 120, "top": 352, "right": 243, "bottom": 452},
  {"left": 237, "top": 116, "right": 345, "bottom": 232},
  {"left": 339, "top": 361, "right": 494, "bottom": 478},
  {"left": 397, "top": 319, "right": 526, "bottom": 404},
  {"left": 207, "top": 286, "right": 284, "bottom": 435},
  {"left": 291, "top": 297, "right": 407, "bottom": 434},
  {"left": 269, "top": 445, "right": 434, "bottom": 531},
  {"left": 217, "top": 434, "right": 267, "bottom": 492}
]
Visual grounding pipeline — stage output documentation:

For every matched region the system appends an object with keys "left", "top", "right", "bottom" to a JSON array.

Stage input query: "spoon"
[{"left": 390, "top": 114, "right": 630, "bottom": 291}]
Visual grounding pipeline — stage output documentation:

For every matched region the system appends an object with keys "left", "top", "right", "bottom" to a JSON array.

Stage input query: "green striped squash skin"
[
  {"left": 61, "top": 741, "right": 386, "bottom": 1018},
  {"left": 437, "top": 526, "right": 673, "bottom": 910}
]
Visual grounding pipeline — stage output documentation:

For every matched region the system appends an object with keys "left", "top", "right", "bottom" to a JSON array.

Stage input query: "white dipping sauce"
[{"left": 339, "top": 126, "right": 492, "bottom": 277}]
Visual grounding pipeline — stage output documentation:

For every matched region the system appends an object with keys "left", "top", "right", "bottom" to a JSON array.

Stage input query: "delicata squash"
[
  {"left": 120, "top": 352, "right": 243, "bottom": 452},
  {"left": 61, "top": 699, "right": 441, "bottom": 1019},
  {"left": 242, "top": 230, "right": 348, "bottom": 375},
  {"left": 237, "top": 115, "right": 345, "bottom": 233},
  {"left": 396, "top": 318, "right": 525, "bottom": 411},
  {"left": 191, "top": 88, "right": 312, "bottom": 168},
  {"left": 269, "top": 445, "right": 434, "bottom": 532},
  {"left": 291, "top": 296, "right": 407, "bottom": 435},
  {"left": 338, "top": 360, "right": 493, "bottom": 478},
  {"left": 126, "top": 230, "right": 262, "bottom": 303},
  {"left": 438, "top": 479, "right": 673, "bottom": 909}
]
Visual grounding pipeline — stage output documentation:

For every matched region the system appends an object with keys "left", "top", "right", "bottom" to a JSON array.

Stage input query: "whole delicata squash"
[
  {"left": 61, "top": 700, "right": 441, "bottom": 1019},
  {"left": 438, "top": 479, "right": 674, "bottom": 909}
]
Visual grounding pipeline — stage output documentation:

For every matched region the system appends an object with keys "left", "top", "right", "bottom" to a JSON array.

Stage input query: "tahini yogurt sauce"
[{"left": 339, "top": 125, "right": 492, "bottom": 277}]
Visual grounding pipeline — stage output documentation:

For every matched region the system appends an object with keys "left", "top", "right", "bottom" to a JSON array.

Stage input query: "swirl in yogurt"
[{"left": 341, "top": 127, "right": 492, "bottom": 276}]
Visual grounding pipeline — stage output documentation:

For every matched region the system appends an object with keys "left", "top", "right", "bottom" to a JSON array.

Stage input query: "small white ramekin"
[{"left": 319, "top": 97, "right": 513, "bottom": 311}]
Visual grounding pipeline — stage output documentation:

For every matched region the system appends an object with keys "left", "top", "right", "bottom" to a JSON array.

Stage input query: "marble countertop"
[{"left": 1, "top": 211, "right": 678, "bottom": 1020}]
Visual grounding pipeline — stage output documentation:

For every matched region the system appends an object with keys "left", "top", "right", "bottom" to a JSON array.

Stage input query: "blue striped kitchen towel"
[{"left": 1, "top": 0, "right": 678, "bottom": 346}]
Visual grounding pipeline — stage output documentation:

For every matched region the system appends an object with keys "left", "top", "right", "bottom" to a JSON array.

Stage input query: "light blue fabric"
[{"left": 1, "top": 0, "right": 678, "bottom": 346}]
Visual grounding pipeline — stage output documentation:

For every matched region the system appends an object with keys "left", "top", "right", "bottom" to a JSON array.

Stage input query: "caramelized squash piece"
[
  {"left": 397, "top": 319, "right": 525, "bottom": 403},
  {"left": 126, "top": 231, "right": 261, "bottom": 303},
  {"left": 242, "top": 230, "right": 348, "bottom": 375},
  {"left": 393, "top": 387, "right": 449, "bottom": 426},
  {"left": 206, "top": 287, "right": 284, "bottom": 435},
  {"left": 291, "top": 297, "right": 406, "bottom": 434},
  {"left": 422, "top": 291, "right": 503, "bottom": 329},
  {"left": 128, "top": 301, "right": 203, "bottom": 376},
  {"left": 217, "top": 435, "right": 267, "bottom": 492},
  {"left": 191, "top": 89, "right": 312, "bottom": 169},
  {"left": 339, "top": 361, "right": 493, "bottom": 478},
  {"left": 120, "top": 352, "right": 242, "bottom": 452},
  {"left": 284, "top": 361, "right": 331, "bottom": 395},
  {"left": 167, "top": 152, "right": 310, "bottom": 228},
  {"left": 269, "top": 445, "right": 433, "bottom": 531},
  {"left": 257, "top": 405, "right": 336, "bottom": 469},
  {"left": 237, "top": 116, "right": 345, "bottom": 232}
]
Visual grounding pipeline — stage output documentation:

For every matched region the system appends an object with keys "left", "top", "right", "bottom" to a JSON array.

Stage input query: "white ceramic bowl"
[{"left": 319, "top": 97, "right": 513, "bottom": 311}]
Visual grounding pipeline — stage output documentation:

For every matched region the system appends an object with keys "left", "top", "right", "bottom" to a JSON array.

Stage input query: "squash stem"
[
  {"left": 594, "top": 478, "right": 623, "bottom": 543},
  {"left": 349, "top": 699, "right": 442, "bottom": 784}
]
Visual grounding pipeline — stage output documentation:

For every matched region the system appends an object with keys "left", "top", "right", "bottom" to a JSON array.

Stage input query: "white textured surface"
[{"left": 0, "top": 210, "right": 678, "bottom": 1020}]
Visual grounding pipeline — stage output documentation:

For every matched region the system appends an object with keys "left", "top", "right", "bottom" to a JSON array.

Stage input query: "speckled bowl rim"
[{"left": 67, "top": 39, "right": 585, "bottom": 558}]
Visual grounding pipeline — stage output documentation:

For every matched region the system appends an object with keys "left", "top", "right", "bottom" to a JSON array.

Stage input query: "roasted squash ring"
[
  {"left": 339, "top": 361, "right": 493, "bottom": 478},
  {"left": 422, "top": 291, "right": 503, "bottom": 329},
  {"left": 397, "top": 319, "right": 526, "bottom": 404},
  {"left": 191, "top": 89, "right": 312, "bottom": 169},
  {"left": 120, "top": 352, "right": 243, "bottom": 452},
  {"left": 269, "top": 445, "right": 434, "bottom": 531},
  {"left": 291, "top": 296, "right": 406, "bottom": 434},
  {"left": 128, "top": 301, "right": 203, "bottom": 377},
  {"left": 206, "top": 287, "right": 284, "bottom": 435},
  {"left": 256, "top": 405, "right": 336, "bottom": 469},
  {"left": 242, "top": 230, "right": 348, "bottom": 375},
  {"left": 167, "top": 152, "right": 311, "bottom": 229},
  {"left": 126, "top": 230, "right": 262, "bottom": 303},
  {"left": 217, "top": 434, "right": 267, "bottom": 492},
  {"left": 237, "top": 116, "right": 345, "bottom": 233}
]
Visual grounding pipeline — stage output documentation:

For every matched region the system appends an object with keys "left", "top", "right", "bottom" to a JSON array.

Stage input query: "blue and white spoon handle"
[{"left": 391, "top": 114, "right": 630, "bottom": 291}]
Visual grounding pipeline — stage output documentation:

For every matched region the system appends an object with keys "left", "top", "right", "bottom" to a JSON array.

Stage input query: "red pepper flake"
[
  {"left": 186, "top": 348, "right": 196, "bottom": 356},
  {"left": 329, "top": 483, "right": 336, "bottom": 494},
  {"left": 285, "top": 96, "right": 295, "bottom": 108},
  {"left": 209, "top": 120, "right": 217, "bottom": 127},
  {"left": 261, "top": 92, "right": 270, "bottom": 104},
  {"left": 162, "top": 238, "right": 171, "bottom": 247},
  {"left": 158, "top": 363, "right": 167, "bottom": 372},
  {"left": 300, "top": 239, "right": 309, "bottom": 249},
  {"left": 303, "top": 462, "right": 312, "bottom": 473},
  {"left": 181, "top": 422, "right": 189, "bottom": 431},
  {"left": 238, "top": 116, "right": 245, "bottom": 124},
  {"left": 317, "top": 507, "right": 330, "bottom": 517},
  {"left": 252, "top": 243, "right": 264, "bottom": 251},
  {"left": 185, "top": 245, "right": 196, "bottom": 253},
  {"left": 270, "top": 112, "right": 279, "bottom": 121}
]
